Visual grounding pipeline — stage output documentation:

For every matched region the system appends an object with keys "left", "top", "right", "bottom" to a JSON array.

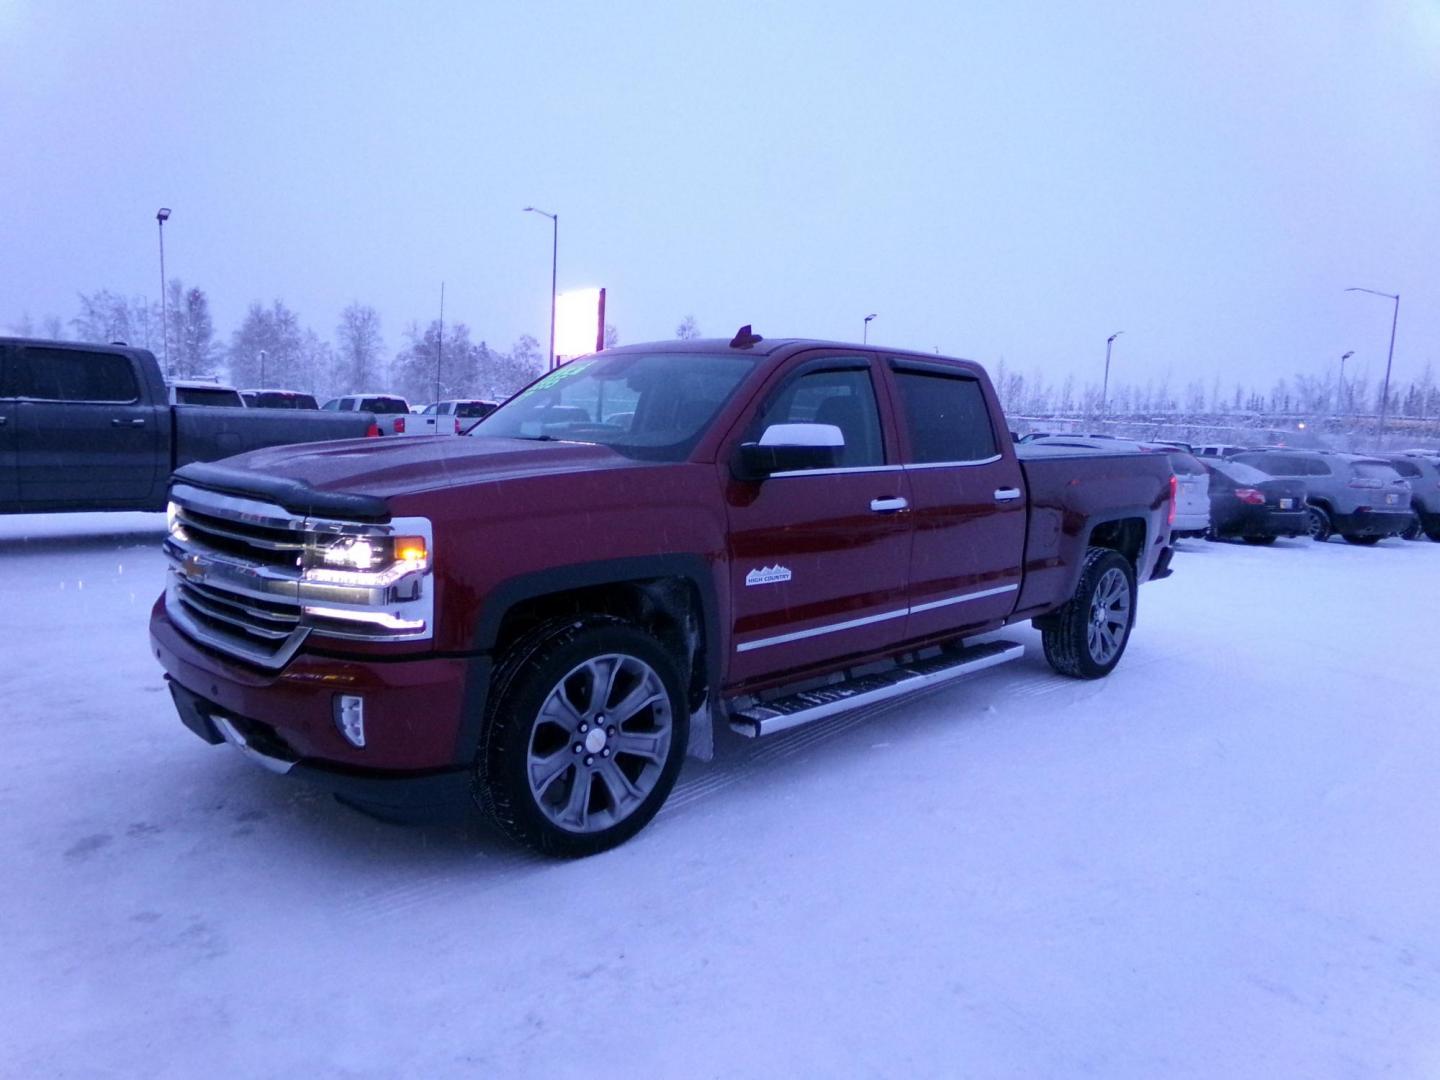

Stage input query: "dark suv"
[{"left": 1230, "top": 450, "right": 1412, "bottom": 544}]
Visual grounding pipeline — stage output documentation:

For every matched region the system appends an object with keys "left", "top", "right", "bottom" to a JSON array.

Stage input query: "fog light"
[{"left": 334, "top": 694, "right": 366, "bottom": 748}]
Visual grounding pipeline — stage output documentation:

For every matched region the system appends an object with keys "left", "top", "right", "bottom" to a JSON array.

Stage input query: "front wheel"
[
  {"left": 477, "top": 618, "right": 689, "bottom": 857},
  {"left": 1400, "top": 515, "right": 1423, "bottom": 541},
  {"left": 1042, "top": 547, "right": 1137, "bottom": 680},
  {"left": 1307, "top": 506, "right": 1333, "bottom": 543}
]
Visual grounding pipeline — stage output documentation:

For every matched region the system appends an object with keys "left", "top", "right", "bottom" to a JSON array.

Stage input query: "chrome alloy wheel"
[
  {"left": 525, "top": 653, "right": 673, "bottom": 834},
  {"left": 1086, "top": 567, "right": 1131, "bottom": 666}
]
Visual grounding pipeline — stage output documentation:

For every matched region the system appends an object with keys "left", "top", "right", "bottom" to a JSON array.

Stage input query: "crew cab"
[
  {"left": 0, "top": 338, "right": 381, "bottom": 514},
  {"left": 150, "top": 331, "right": 1176, "bottom": 856}
]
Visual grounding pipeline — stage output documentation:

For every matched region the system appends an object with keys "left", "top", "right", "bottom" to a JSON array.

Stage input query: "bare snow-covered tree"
[
  {"left": 73, "top": 290, "right": 142, "bottom": 346},
  {"left": 172, "top": 285, "right": 220, "bottom": 378},
  {"left": 393, "top": 320, "right": 480, "bottom": 404},
  {"left": 675, "top": 315, "right": 700, "bottom": 339},
  {"left": 336, "top": 303, "right": 385, "bottom": 393},
  {"left": 229, "top": 301, "right": 306, "bottom": 388}
]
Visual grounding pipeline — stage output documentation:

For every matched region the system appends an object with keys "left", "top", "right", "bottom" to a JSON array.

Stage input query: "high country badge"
[{"left": 745, "top": 565, "right": 792, "bottom": 586}]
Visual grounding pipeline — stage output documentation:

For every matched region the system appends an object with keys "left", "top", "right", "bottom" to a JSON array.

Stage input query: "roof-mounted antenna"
[{"left": 729, "top": 324, "right": 764, "bottom": 349}]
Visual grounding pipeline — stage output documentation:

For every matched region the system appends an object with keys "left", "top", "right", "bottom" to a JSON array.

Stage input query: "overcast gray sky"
[{"left": 3, "top": 0, "right": 1437, "bottom": 394}]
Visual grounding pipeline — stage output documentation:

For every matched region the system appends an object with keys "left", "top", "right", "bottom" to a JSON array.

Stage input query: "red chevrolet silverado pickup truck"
[{"left": 150, "top": 330, "right": 1176, "bottom": 855}]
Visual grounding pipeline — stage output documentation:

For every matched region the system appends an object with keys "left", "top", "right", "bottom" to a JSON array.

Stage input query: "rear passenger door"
[
  {"left": 0, "top": 343, "right": 17, "bottom": 506},
  {"left": 887, "top": 359, "right": 1025, "bottom": 639},
  {"left": 12, "top": 344, "right": 160, "bottom": 507}
]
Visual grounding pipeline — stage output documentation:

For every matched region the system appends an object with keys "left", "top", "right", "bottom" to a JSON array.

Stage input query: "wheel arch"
[{"left": 456, "top": 555, "right": 720, "bottom": 765}]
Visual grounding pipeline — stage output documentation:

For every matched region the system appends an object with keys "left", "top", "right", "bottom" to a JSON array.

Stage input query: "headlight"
[
  {"left": 166, "top": 500, "right": 188, "bottom": 541},
  {"left": 303, "top": 532, "right": 428, "bottom": 586}
]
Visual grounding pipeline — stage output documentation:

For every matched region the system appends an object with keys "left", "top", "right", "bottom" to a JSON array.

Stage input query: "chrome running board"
[{"left": 728, "top": 639, "right": 1025, "bottom": 738}]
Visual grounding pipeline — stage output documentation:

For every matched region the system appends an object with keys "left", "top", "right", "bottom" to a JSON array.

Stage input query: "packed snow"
[{"left": 2, "top": 513, "right": 1438, "bottom": 1076}]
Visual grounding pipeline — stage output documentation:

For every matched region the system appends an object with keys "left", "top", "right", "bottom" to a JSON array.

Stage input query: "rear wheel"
[
  {"left": 1041, "top": 547, "right": 1137, "bottom": 680},
  {"left": 476, "top": 618, "right": 688, "bottom": 857},
  {"left": 1306, "top": 506, "right": 1333, "bottom": 542},
  {"left": 1241, "top": 535, "right": 1276, "bottom": 546},
  {"left": 1342, "top": 534, "right": 1382, "bottom": 546},
  {"left": 1400, "top": 515, "right": 1423, "bottom": 541}
]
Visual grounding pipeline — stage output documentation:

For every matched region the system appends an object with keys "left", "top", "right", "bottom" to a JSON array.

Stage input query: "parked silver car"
[
  {"left": 1386, "top": 453, "right": 1440, "bottom": 541},
  {"left": 1230, "top": 450, "right": 1412, "bottom": 544}
]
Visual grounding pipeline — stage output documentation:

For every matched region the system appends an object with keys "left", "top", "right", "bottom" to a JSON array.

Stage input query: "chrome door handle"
[
  {"left": 112, "top": 418, "right": 146, "bottom": 428},
  {"left": 993, "top": 487, "right": 1022, "bottom": 502},
  {"left": 870, "top": 497, "right": 909, "bottom": 513}
]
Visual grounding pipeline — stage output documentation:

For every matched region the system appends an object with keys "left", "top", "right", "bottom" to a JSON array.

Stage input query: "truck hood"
[{"left": 216, "top": 435, "right": 651, "bottom": 503}]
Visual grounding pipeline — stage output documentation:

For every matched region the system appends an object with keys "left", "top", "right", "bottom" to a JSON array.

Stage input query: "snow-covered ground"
[{"left": 2, "top": 513, "right": 1438, "bottom": 1078}]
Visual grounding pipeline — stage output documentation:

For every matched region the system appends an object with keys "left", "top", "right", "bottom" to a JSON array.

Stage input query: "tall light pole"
[
  {"left": 863, "top": 313, "right": 877, "bottom": 343},
  {"left": 1102, "top": 330, "right": 1123, "bottom": 415},
  {"left": 1339, "top": 350, "right": 1354, "bottom": 416},
  {"left": 258, "top": 349, "right": 267, "bottom": 386},
  {"left": 1346, "top": 287, "right": 1400, "bottom": 427},
  {"left": 156, "top": 208, "right": 171, "bottom": 375},
  {"left": 523, "top": 207, "right": 558, "bottom": 370}
]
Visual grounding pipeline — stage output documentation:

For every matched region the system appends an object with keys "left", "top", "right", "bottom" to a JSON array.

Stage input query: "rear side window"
[
  {"left": 456, "top": 401, "right": 496, "bottom": 418},
  {"left": 893, "top": 370, "right": 997, "bottom": 463},
  {"left": 1388, "top": 460, "right": 1422, "bottom": 478},
  {"left": 10, "top": 347, "right": 139, "bottom": 402}
]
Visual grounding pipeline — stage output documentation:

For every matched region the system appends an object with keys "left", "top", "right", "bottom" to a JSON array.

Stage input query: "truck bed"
[{"left": 1015, "top": 443, "right": 1175, "bottom": 615}]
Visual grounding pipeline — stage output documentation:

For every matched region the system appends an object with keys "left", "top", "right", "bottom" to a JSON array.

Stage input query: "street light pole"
[
  {"left": 863, "top": 313, "right": 877, "bottom": 344},
  {"left": 156, "top": 208, "right": 171, "bottom": 375},
  {"left": 1346, "top": 287, "right": 1400, "bottom": 428},
  {"left": 1102, "top": 331, "right": 1123, "bottom": 415},
  {"left": 1339, "top": 350, "right": 1353, "bottom": 416},
  {"left": 524, "top": 207, "right": 558, "bottom": 370},
  {"left": 259, "top": 349, "right": 267, "bottom": 386}
]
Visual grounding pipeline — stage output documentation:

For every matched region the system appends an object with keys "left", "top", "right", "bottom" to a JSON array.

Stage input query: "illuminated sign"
[{"left": 555, "top": 287, "right": 606, "bottom": 360}]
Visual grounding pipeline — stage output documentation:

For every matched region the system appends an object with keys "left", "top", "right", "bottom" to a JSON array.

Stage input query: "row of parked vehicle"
[
  {"left": 1019, "top": 434, "right": 1440, "bottom": 546},
  {"left": 166, "top": 380, "right": 499, "bottom": 434}
]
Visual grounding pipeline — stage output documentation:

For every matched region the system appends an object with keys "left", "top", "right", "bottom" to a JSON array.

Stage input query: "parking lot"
[{"left": 3, "top": 513, "right": 1438, "bottom": 1077}]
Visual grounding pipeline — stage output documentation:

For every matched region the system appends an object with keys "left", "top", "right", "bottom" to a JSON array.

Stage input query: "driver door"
[{"left": 722, "top": 354, "right": 913, "bottom": 687}]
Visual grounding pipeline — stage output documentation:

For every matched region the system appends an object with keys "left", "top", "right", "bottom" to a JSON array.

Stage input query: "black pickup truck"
[{"left": 0, "top": 337, "right": 379, "bottom": 513}]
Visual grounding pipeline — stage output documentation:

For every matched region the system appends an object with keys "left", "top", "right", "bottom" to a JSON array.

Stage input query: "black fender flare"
[{"left": 453, "top": 554, "right": 721, "bottom": 765}]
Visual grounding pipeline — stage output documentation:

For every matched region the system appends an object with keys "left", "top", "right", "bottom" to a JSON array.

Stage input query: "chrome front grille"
[{"left": 163, "top": 482, "right": 432, "bottom": 669}]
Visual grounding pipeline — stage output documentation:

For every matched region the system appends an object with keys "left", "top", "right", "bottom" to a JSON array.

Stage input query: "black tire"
[
  {"left": 1342, "top": 534, "right": 1382, "bottom": 546},
  {"left": 1041, "top": 547, "right": 1137, "bottom": 680},
  {"left": 1426, "top": 526, "right": 1440, "bottom": 543},
  {"left": 1241, "top": 535, "right": 1277, "bottom": 546},
  {"left": 1306, "top": 505, "right": 1333, "bottom": 543},
  {"left": 1400, "top": 515, "right": 1423, "bottom": 541},
  {"left": 476, "top": 617, "right": 689, "bottom": 857}
]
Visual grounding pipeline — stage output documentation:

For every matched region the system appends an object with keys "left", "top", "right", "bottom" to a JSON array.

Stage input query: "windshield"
[
  {"left": 250, "top": 392, "right": 317, "bottom": 409},
  {"left": 470, "top": 352, "right": 758, "bottom": 461},
  {"left": 1351, "top": 460, "right": 1401, "bottom": 481},
  {"left": 361, "top": 397, "right": 409, "bottom": 414},
  {"left": 1207, "top": 460, "right": 1270, "bottom": 485}
]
